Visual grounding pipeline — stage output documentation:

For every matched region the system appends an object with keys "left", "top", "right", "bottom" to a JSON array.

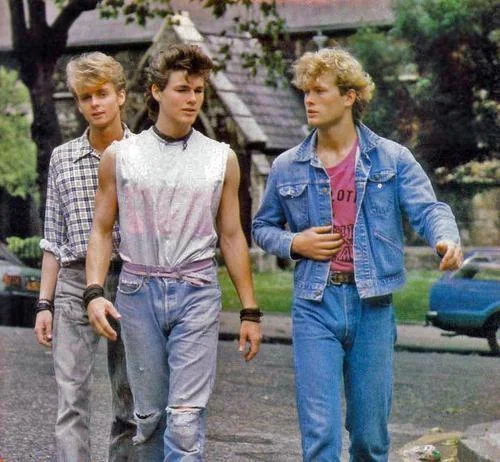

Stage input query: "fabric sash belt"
[{"left": 122, "top": 259, "right": 214, "bottom": 287}]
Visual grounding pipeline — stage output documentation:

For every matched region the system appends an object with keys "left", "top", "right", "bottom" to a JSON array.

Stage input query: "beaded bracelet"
[{"left": 240, "top": 308, "right": 263, "bottom": 323}]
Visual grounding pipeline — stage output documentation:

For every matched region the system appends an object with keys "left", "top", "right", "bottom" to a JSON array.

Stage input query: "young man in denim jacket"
[{"left": 252, "top": 47, "right": 463, "bottom": 462}]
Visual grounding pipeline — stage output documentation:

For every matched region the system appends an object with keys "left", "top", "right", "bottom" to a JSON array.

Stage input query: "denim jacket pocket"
[
  {"left": 278, "top": 183, "right": 308, "bottom": 229},
  {"left": 373, "top": 230, "right": 404, "bottom": 277},
  {"left": 366, "top": 169, "right": 396, "bottom": 215},
  {"left": 118, "top": 272, "right": 146, "bottom": 295}
]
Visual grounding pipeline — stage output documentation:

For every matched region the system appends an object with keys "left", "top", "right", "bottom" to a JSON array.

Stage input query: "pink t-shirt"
[{"left": 325, "top": 140, "right": 357, "bottom": 272}]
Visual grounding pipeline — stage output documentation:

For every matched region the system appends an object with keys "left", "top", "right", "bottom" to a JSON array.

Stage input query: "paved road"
[{"left": 1, "top": 326, "right": 499, "bottom": 461}]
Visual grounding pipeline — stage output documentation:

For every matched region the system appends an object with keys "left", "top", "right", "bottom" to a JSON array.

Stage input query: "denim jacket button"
[{"left": 377, "top": 183, "right": 383, "bottom": 189}]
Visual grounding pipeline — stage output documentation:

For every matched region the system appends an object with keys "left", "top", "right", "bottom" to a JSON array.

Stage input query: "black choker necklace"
[{"left": 153, "top": 126, "right": 193, "bottom": 150}]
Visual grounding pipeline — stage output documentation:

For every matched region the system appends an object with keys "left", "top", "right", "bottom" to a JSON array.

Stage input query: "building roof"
[
  {"left": 1, "top": 1, "right": 394, "bottom": 152},
  {"left": 172, "top": 13, "right": 306, "bottom": 151},
  {"left": 0, "top": 1, "right": 394, "bottom": 51}
]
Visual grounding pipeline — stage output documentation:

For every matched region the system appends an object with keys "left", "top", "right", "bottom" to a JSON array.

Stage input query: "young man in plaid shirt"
[{"left": 34, "top": 52, "right": 136, "bottom": 461}]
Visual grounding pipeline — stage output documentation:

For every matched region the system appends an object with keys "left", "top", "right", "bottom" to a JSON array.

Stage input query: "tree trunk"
[{"left": 27, "top": 60, "right": 62, "bottom": 222}]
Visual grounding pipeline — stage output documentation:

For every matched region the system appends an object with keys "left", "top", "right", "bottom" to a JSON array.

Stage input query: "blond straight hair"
[{"left": 66, "top": 52, "right": 126, "bottom": 96}]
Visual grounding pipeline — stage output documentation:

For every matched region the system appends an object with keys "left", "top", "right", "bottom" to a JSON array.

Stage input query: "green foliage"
[
  {"left": 6, "top": 235, "right": 42, "bottom": 266},
  {"left": 392, "top": 0, "right": 499, "bottom": 169},
  {"left": 96, "top": 0, "right": 287, "bottom": 85},
  {"left": 0, "top": 67, "right": 37, "bottom": 198},
  {"left": 435, "top": 158, "right": 500, "bottom": 185},
  {"left": 347, "top": 28, "right": 415, "bottom": 143}
]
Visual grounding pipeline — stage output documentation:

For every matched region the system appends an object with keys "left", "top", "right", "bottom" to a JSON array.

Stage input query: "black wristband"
[
  {"left": 240, "top": 308, "right": 263, "bottom": 323},
  {"left": 83, "top": 284, "right": 105, "bottom": 310},
  {"left": 36, "top": 299, "right": 54, "bottom": 314}
]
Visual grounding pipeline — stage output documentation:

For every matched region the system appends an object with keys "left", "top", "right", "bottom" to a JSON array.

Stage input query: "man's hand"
[
  {"left": 238, "top": 321, "right": 261, "bottom": 362},
  {"left": 34, "top": 310, "right": 53, "bottom": 347},
  {"left": 436, "top": 240, "right": 463, "bottom": 271},
  {"left": 291, "top": 225, "right": 343, "bottom": 261},
  {"left": 87, "top": 298, "right": 121, "bottom": 341}
]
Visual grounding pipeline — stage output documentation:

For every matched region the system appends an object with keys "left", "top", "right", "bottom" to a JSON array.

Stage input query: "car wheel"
[{"left": 486, "top": 317, "right": 500, "bottom": 355}]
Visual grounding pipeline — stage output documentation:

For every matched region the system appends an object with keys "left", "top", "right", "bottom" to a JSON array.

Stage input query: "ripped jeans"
[{"left": 116, "top": 264, "right": 221, "bottom": 461}]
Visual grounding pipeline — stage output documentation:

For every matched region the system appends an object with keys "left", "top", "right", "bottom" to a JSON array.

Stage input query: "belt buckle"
[{"left": 330, "top": 271, "right": 342, "bottom": 285}]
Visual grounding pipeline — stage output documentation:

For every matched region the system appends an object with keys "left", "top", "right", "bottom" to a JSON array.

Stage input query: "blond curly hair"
[{"left": 292, "top": 47, "right": 375, "bottom": 122}]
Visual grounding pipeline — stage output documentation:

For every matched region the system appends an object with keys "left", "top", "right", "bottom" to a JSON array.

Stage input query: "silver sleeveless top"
[{"left": 114, "top": 127, "right": 229, "bottom": 268}]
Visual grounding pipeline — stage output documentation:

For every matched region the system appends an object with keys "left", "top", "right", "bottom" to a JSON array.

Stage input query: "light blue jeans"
[
  {"left": 52, "top": 266, "right": 136, "bottom": 462},
  {"left": 116, "top": 264, "right": 221, "bottom": 462},
  {"left": 292, "top": 283, "right": 397, "bottom": 462}
]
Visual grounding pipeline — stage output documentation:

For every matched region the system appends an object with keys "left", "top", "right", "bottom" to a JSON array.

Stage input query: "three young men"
[
  {"left": 34, "top": 52, "right": 136, "bottom": 461},
  {"left": 85, "top": 44, "right": 261, "bottom": 460},
  {"left": 252, "top": 47, "right": 463, "bottom": 461}
]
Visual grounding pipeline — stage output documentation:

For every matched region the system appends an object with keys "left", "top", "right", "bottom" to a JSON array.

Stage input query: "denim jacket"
[{"left": 252, "top": 124, "right": 460, "bottom": 301}]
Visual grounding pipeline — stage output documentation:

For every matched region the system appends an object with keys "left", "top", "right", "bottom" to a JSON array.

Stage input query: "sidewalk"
[{"left": 220, "top": 311, "right": 499, "bottom": 462}]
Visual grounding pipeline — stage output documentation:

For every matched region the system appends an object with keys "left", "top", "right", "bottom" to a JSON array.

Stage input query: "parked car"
[
  {"left": 427, "top": 248, "right": 500, "bottom": 355},
  {"left": 0, "top": 242, "right": 41, "bottom": 327}
]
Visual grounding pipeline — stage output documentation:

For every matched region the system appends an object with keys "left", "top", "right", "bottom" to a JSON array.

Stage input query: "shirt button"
[
  {"left": 377, "top": 183, "right": 383, "bottom": 189},
  {"left": 322, "top": 187, "right": 328, "bottom": 193}
]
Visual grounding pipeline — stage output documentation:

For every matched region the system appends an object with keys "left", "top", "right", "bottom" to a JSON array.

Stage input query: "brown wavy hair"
[{"left": 145, "top": 44, "right": 213, "bottom": 121}]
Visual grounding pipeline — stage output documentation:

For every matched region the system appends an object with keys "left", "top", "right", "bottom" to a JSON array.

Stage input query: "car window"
[
  {"left": 453, "top": 262, "right": 500, "bottom": 281},
  {"left": 0, "top": 243, "right": 23, "bottom": 265}
]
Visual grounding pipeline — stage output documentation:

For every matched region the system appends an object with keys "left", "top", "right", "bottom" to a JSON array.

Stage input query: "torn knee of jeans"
[
  {"left": 132, "top": 409, "right": 164, "bottom": 445},
  {"left": 166, "top": 407, "right": 204, "bottom": 452}
]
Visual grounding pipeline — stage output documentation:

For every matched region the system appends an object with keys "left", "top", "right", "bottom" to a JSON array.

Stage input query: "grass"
[{"left": 218, "top": 268, "right": 442, "bottom": 324}]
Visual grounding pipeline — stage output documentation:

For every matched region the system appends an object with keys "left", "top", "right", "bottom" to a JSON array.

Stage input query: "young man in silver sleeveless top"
[{"left": 85, "top": 44, "right": 262, "bottom": 460}]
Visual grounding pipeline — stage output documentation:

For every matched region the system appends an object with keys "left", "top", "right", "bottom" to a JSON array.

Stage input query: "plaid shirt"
[{"left": 40, "top": 126, "right": 132, "bottom": 265}]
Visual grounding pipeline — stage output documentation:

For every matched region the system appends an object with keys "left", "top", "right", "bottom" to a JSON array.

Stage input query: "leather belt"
[{"left": 329, "top": 271, "right": 355, "bottom": 285}]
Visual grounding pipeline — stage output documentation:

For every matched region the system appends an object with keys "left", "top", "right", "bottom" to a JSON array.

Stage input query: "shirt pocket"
[
  {"left": 277, "top": 183, "right": 309, "bottom": 230},
  {"left": 365, "top": 169, "right": 396, "bottom": 215}
]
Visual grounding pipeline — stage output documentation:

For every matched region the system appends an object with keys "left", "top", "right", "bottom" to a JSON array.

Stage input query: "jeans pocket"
[{"left": 118, "top": 272, "right": 145, "bottom": 295}]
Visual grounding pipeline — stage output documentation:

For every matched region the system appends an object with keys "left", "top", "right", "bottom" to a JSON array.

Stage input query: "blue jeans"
[
  {"left": 292, "top": 283, "right": 397, "bottom": 462},
  {"left": 116, "top": 265, "right": 221, "bottom": 461},
  {"left": 52, "top": 266, "right": 136, "bottom": 462}
]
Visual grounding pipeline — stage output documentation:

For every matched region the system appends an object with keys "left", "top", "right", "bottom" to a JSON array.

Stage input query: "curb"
[{"left": 457, "top": 422, "right": 500, "bottom": 462}]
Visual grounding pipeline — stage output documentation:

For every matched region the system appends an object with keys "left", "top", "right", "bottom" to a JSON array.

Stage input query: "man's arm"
[
  {"left": 252, "top": 161, "right": 342, "bottom": 261},
  {"left": 217, "top": 150, "right": 261, "bottom": 362},
  {"left": 34, "top": 251, "right": 59, "bottom": 347},
  {"left": 35, "top": 155, "right": 64, "bottom": 347},
  {"left": 397, "top": 147, "right": 462, "bottom": 271},
  {"left": 85, "top": 147, "right": 121, "bottom": 340}
]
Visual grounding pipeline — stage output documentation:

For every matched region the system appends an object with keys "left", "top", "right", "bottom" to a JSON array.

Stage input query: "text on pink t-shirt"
[{"left": 325, "top": 140, "right": 357, "bottom": 272}]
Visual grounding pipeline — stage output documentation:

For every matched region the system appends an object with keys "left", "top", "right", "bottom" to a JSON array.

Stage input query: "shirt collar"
[
  {"left": 73, "top": 124, "right": 132, "bottom": 163},
  {"left": 293, "top": 123, "right": 379, "bottom": 164}
]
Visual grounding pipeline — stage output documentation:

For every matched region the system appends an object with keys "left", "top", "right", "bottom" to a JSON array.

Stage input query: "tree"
[
  {"left": 347, "top": 28, "right": 415, "bottom": 145},
  {"left": 7, "top": 0, "right": 285, "bottom": 220},
  {"left": 392, "top": 0, "right": 499, "bottom": 170},
  {"left": 0, "top": 67, "right": 37, "bottom": 199}
]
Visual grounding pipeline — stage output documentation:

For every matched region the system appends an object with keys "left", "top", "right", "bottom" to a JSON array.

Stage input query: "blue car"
[{"left": 426, "top": 248, "right": 500, "bottom": 355}]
